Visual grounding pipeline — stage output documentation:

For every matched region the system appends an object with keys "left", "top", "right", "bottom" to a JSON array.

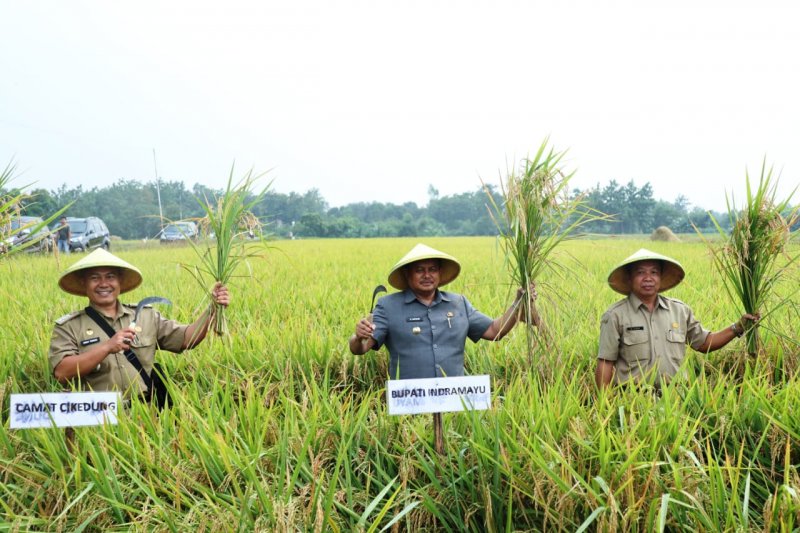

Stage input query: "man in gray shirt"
[{"left": 349, "top": 243, "right": 533, "bottom": 379}]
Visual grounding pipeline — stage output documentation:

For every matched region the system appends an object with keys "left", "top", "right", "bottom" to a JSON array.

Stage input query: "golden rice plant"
[
  {"left": 703, "top": 160, "right": 799, "bottom": 356},
  {"left": 2, "top": 239, "right": 800, "bottom": 530},
  {"left": 183, "top": 166, "right": 271, "bottom": 335},
  {"left": 483, "top": 139, "right": 609, "bottom": 362},
  {"left": 0, "top": 161, "right": 22, "bottom": 248}
]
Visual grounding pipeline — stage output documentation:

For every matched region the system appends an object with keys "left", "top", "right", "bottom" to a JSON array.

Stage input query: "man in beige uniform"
[
  {"left": 595, "top": 248, "right": 758, "bottom": 390},
  {"left": 49, "top": 249, "right": 229, "bottom": 398}
]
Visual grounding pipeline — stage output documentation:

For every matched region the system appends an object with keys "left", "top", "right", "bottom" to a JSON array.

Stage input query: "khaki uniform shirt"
[
  {"left": 598, "top": 294, "right": 710, "bottom": 386},
  {"left": 49, "top": 302, "right": 188, "bottom": 396}
]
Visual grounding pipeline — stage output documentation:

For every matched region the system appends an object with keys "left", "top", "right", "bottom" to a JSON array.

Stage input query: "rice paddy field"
[{"left": 1, "top": 237, "right": 799, "bottom": 531}]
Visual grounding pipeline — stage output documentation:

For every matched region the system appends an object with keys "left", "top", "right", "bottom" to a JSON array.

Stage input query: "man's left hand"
[
  {"left": 734, "top": 312, "right": 761, "bottom": 336},
  {"left": 740, "top": 312, "right": 761, "bottom": 325},
  {"left": 516, "top": 282, "right": 537, "bottom": 302},
  {"left": 212, "top": 283, "right": 230, "bottom": 307}
]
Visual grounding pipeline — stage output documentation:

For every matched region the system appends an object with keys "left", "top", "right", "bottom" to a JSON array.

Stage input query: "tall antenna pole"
[{"left": 152, "top": 149, "right": 164, "bottom": 230}]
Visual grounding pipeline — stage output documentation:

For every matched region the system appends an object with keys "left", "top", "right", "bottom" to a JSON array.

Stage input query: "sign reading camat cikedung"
[
  {"left": 386, "top": 375, "right": 491, "bottom": 415},
  {"left": 10, "top": 392, "right": 120, "bottom": 429}
]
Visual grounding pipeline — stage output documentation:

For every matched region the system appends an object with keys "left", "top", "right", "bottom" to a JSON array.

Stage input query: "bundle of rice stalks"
[
  {"left": 1, "top": 160, "right": 70, "bottom": 260},
  {"left": 1, "top": 161, "right": 27, "bottom": 248},
  {"left": 483, "top": 139, "right": 610, "bottom": 362},
  {"left": 702, "top": 160, "right": 799, "bottom": 356},
  {"left": 651, "top": 226, "right": 680, "bottom": 242},
  {"left": 1, "top": 176, "right": 15, "bottom": 240},
  {"left": 184, "top": 167, "right": 271, "bottom": 336}
]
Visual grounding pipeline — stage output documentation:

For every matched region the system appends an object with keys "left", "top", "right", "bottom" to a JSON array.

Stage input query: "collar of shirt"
[
  {"left": 88, "top": 301, "right": 134, "bottom": 320},
  {"left": 402, "top": 288, "right": 452, "bottom": 306},
  {"left": 627, "top": 293, "right": 670, "bottom": 312}
]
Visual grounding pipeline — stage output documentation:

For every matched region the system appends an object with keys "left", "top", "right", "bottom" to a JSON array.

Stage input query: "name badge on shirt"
[
  {"left": 407, "top": 317, "right": 422, "bottom": 322},
  {"left": 81, "top": 337, "right": 101, "bottom": 346},
  {"left": 626, "top": 326, "right": 644, "bottom": 331}
]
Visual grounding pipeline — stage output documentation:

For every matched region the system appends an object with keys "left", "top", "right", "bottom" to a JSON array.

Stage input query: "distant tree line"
[
  {"left": 576, "top": 180, "right": 733, "bottom": 234},
  {"left": 8, "top": 178, "right": 796, "bottom": 240}
]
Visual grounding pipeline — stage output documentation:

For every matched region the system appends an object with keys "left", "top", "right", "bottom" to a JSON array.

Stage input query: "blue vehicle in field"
[{"left": 62, "top": 217, "right": 111, "bottom": 252}]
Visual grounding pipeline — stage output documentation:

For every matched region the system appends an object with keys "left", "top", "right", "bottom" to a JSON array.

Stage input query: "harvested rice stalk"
[
  {"left": 184, "top": 167, "right": 271, "bottom": 336},
  {"left": 483, "top": 139, "right": 609, "bottom": 363},
  {"left": 701, "top": 159, "right": 799, "bottom": 356}
]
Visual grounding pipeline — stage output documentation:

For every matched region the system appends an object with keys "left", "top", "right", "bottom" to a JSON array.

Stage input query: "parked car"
[
  {"left": 65, "top": 216, "right": 111, "bottom": 252},
  {"left": 159, "top": 221, "right": 199, "bottom": 244},
  {"left": 2, "top": 216, "right": 54, "bottom": 254}
]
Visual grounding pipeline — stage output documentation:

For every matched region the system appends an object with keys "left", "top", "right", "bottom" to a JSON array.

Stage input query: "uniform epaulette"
[
  {"left": 607, "top": 299, "right": 629, "bottom": 311},
  {"left": 123, "top": 302, "right": 153, "bottom": 308},
  {"left": 55, "top": 310, "right": 82, "bottom": 325},
  {"left": 660, "top": 295, "right": 687, "bottom": 306}
]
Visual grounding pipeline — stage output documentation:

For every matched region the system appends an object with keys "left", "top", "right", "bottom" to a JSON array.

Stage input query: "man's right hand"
[
  {"left": 355, "top": 317, "right": 375, "bottom": 341},
  {"left": 595, "top": 359, "right": 615, "bottom": 389},
  {"left": 349, "top": 317, "right": 376, "bottom": 355},
  {"left": 53, "top": 328, "right": 134, "bottom": 384},
  {"left": 108, "top": 327, "right": 137, "bottom": 353}
]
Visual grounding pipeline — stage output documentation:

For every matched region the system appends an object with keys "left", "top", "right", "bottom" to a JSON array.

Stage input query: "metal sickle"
[
  {"left": 125, "top": 296, "right": 173, "bottom": 344},
  {"left": 361, "top": 285, "right": 387, "bottom": 348},
  {"left": 370, "top": 285, "right": 387, "bottom": 313}
]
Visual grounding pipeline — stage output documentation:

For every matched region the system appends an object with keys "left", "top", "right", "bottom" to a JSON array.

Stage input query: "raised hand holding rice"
[{"left": 183, "top": 166, "right": 271, "bottom": 337}]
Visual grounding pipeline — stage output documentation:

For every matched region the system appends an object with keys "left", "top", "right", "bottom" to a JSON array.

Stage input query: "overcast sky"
[{"left": 2, "top": 1, "right": 798, "bottom": 212}]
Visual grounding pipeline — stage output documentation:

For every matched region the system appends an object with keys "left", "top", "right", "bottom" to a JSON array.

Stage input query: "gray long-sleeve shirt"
[{"left": 371, "top": 289, "right": 493, "bottom": 379}]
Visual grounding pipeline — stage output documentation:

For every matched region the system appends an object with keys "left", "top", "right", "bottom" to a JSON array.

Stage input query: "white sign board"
[
  {"left": 386, "top": 375, "right": 491, "bottom": 415},
  {"left": 9, "top": 392, "right": 121, "bottom": 429}
]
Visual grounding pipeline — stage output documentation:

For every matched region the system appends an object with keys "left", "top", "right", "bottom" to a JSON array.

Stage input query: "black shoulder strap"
[{"left": 84, "top": 306, "right": 152, "bottom": 390}]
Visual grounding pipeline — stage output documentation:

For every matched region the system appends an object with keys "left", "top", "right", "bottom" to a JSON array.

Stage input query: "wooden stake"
[
  {"left": 433, "top": 412, "right": 444, "bottom": 454},
  {"left": 65, "top": 427, "right": 76, "bottom": 453}
]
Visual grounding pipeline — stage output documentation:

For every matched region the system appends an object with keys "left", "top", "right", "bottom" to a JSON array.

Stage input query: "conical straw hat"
[
  {"left": 607, "top": 248, "right": 685, "bottom": 295},
  {"left": 388, "top": 243, "right": 461, "bottom": 290},
  {"left": 58, "top": 248, "right": 143, "bottom": 296}
]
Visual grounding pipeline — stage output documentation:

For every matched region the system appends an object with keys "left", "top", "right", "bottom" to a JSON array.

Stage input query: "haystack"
[{"left": 651, "top": 226, "right": 680, "bottom": 242}]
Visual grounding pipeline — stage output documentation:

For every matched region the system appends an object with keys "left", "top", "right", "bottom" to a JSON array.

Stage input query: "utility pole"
[{"left": 152, "top": 149, "right": 164, "bottom": 232}]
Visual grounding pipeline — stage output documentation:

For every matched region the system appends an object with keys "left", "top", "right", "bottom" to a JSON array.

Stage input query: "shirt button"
[
  {"left": 432, "top": 325, "right": 436, "bottom": 330},
  {"left": 433, "top": 344, "right": 438, "bottom": 349}
]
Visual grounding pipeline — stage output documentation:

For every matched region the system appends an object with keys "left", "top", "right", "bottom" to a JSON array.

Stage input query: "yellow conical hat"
[
  {"left": 388, "top": 243, "right": 461, "bottom": 290},
  {"left": 58, "top": 248, "right": 143, "bottom": 296},
  {"left": 607, "top": 248, "right": 685, "bottom": 295}
]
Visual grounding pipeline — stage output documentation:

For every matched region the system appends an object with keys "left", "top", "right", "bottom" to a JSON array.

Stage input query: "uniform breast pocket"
[
  {"left": 621, "top": 329, "right": 650, "bottom": 363},
  {"left": 131, "top": 334, "right": 154, "bottom": 349},
  {"left": 92, "top": 357, "right": 110, "bottom": 375},
  {"left": 666, "top": 329, "right": 686, "bottom": 344},
  {"left": 665, "top": 329, "right": 687, "bottom": 364},
  {"left": 442, "top": 310, "right": 466, "bottom": 334}
]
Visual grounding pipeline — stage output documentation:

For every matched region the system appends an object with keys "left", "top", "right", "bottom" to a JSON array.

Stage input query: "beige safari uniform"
[
  {"left": 49, "top": 302, "right": 188, "bottom": 397},
  {"left": 598, "top": 293, "right": 710, "bottom": 386}
]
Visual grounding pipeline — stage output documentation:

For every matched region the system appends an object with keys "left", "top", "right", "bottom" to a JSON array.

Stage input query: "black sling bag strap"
[{"left": 83, "top": 306, "right": 153, "bottom": 391}]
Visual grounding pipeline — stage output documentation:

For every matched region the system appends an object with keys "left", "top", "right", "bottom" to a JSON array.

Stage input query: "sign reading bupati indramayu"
[
  {"left": 386, "top": 375, "right": 491, "bottom": 415},
  {"left": 9, "top": 392, "right": 121, "bottom": 429}
]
